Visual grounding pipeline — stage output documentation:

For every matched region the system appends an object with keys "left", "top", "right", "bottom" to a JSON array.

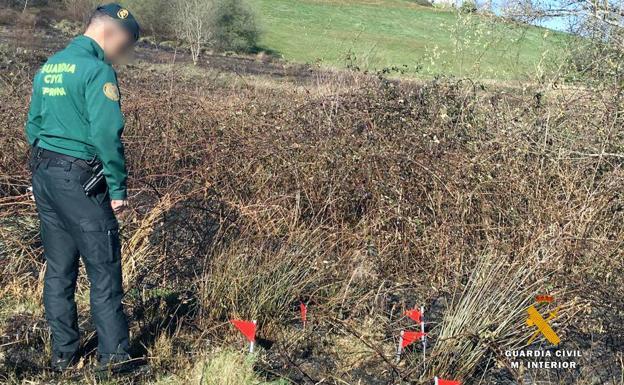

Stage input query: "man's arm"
[
  {"left": 85, "top": 64, "right": 128, "bottom": 201},
  {"left": 25, "top": 73, "right": 43, "bottom": 146}
]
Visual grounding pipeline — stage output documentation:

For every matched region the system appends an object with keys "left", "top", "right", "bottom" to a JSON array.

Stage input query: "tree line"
[{"left": 5, "top": 0, "right": 261, "bottom": 64}]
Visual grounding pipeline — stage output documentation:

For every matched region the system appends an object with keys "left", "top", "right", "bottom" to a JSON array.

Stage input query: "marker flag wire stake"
[
  {"left": 395, "top": 331, "right": 427, "bottom": 362},
  {"left": 420, "top": 306, "right": 426, "bottom": 366},
  {"left": 250, "top": 320, "right": 257, "bottom": 352},
  {"left": 396, "top": 305, "right": 427, "bottom": 363},
  {"left": 230, "top": 319, "right": 257, "bottom": 353},
  {"left": 396, "top": 330, "right": 405, "bottom": 362},
  {"left": 435, "top": 376, "right": 461, "bottom": 385}
]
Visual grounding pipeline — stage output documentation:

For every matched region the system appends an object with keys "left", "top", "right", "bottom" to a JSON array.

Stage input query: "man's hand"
[
  {"left": 27, "top": 186, "right": 36, "bottom": 202},
  {"left": 111, "top": 200, "right": 128, "bottom": 214}
]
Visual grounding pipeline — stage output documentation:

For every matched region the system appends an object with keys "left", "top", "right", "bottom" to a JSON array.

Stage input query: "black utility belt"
[
  {"left": 35, "top": 147, "right": 106, "bottom": 196},
  {"left": 37, "top": 148, "right": 92, "bottom": 171}
]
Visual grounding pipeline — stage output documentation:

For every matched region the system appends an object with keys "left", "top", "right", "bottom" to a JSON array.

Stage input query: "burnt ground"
[{"left": 0, "top": 24, "right": 319, "bottom": 83}]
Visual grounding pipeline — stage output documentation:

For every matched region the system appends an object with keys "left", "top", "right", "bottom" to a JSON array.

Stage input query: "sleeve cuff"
[{"left": 109, "top": 190, "right": 127, "bottom": 200}]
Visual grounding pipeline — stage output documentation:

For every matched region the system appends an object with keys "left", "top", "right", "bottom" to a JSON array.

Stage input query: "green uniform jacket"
[{"left": 26, "top": 35, "right": 127, "bottom": 200}]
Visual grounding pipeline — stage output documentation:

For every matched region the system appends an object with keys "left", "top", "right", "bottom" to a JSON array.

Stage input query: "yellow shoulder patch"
[{"left": 103, "top": 82, "right": 120, "bottom": 101}]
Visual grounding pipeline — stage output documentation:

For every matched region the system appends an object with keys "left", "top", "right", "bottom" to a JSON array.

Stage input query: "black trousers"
[{"left": 31, "top": 155, "right": 129, "bottom": 358}]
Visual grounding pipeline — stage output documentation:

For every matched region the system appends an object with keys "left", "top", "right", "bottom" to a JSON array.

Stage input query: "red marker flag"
[
  {"left": 435, "top": 377, "right": 461, "bottom": 385},
  {"left": 230, "top": 320, "right": 256, "bottom": 342},
  {"left": 300, "top": 302, "right": 307, "bottom": 324},
  {"left": 401, "top": 331, "right": 427, "bottom": 348},
  {"left": 405, "top": 309, "right": 422, "bottom": 323}
]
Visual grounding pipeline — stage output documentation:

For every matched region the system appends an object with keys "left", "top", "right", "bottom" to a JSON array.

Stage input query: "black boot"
[
  {"left": 51, "top": 351, "right": 77, "bottom": 372},
  {"left": 95, "top": 353, "right": 140, "bottom": 374}
]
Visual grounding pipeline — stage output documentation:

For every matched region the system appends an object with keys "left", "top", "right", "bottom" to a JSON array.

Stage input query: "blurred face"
[{"left": 100, "top": 19, "right": 134, "bottom": 63}]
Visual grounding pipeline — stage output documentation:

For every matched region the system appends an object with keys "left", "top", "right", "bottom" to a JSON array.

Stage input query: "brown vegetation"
[{"left": 0, "top": 25, "right": 623, "bottom": 385}]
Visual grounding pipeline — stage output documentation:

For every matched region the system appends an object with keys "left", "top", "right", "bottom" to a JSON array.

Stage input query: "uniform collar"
[{"left": 70, "top": 35, "right": 108, "bottom": 63}]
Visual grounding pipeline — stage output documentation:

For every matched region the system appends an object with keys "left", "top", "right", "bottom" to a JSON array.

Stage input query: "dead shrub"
[
  {"left": 16, "top": 9, "right": 37, "bottom": 29},
  {"left": 61, "top": 0, "right": 99, "bottom": 22},
  {"left": 0, "top": 8, "right": 19, "bottom": 25}
]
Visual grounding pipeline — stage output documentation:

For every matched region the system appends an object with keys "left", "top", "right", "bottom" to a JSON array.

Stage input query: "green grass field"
[{"left": 254, "top": 0, "right": 571, "bottom": 80}]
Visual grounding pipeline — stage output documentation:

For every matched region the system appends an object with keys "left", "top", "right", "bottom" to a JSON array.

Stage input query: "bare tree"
[
  {"left": 500, "top": 0, "right": 623, "bottom": 85},
  {"left": 173, "top": 0, "right": 215, "bottom": 65},
  {"left": 502, "top": 0, "right": 623, "bottom": 34}
]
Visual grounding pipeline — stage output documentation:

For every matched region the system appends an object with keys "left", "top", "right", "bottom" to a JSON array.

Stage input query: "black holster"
[{"left": 83, "top": 160, "right": 106, "bottom": 196}]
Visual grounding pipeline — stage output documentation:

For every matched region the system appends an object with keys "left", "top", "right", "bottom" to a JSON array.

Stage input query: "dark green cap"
[{"left": 96, "top": 3, "right": 140, "bottom": 42}]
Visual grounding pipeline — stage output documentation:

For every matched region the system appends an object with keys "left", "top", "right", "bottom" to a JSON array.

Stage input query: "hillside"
[{"left": 254, "top": 0, "right": 570, "bottom": 80}]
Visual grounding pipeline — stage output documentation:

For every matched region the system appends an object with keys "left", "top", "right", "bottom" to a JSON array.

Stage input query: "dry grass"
[{"left": 425, "top": 255, "right": 543, "bottom": 381}]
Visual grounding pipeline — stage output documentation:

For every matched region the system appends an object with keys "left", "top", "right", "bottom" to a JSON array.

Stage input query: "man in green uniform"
[{"left": 25, "top": 4, "right": 140, "bottom": 372}]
